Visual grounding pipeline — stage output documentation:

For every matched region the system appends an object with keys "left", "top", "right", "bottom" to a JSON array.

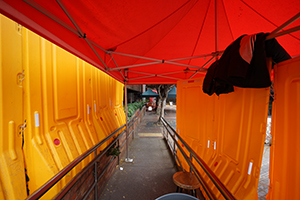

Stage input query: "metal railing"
[
  {"left": 26, "top": 115, "right": 137, "bottom": 200},
  {"left": 160, "top": 117, "right": 236, "bottom": 200}
]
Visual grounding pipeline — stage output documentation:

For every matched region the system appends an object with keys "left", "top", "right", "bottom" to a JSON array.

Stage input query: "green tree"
[{"left": 147, "top": 84, "right": 175, "bottom": 122}]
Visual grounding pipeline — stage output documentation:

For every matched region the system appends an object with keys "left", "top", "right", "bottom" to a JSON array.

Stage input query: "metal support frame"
[
  {"left": 108, "top": 53, "right": 126, "bottom": 80},
  {"left": 19, "top": 1, "right": 300, "bottom": 84},
  {"left": 23, "top": 0, "right": 79, "bottom": 35},
  {"left": 108, "top": 51, "right": 205, "bottom": 70},
  {"left": 267, "top": 25, "right": 300, "bottom": 40},
  {"left": 215, "top": 0, "right": 218, "bottom": 55},
  {"left": 189, "top": 55, "right": 216, "bottom": 79},
  {"left": 270, "top": 12, "right": 300, "bottom": 35},
  {"left": 129, "top": 70, "right": 181, "bottom": 81},
  {"left": 56, "top": 0, "right": 109, "bottom": 71},
  {"left": 124, "top": 81, "right": 133, "bottom": 163}
]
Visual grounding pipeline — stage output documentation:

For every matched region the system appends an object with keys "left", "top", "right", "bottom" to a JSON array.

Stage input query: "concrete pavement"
[{"left": 99, "top": 108, "right": 177, "bottom": 200}]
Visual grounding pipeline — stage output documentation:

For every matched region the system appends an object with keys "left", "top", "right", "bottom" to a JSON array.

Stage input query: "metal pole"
[
  {"left": 215, "top": 0, "right": 219, "bottom": 61},
  {"left": 270, "top": 12, "right": 300, "bottom": 35},
  {"left": 125, "top": 81, "right": 133, "bottom": 163},
  {"left": 267, "top": 25, "right": 300, "bottom": 40},
  {"left": 94, "top": 150, "right": 97, "bottom": 199},
  {"left": 109, "top": 51, "right": 204, "bottom": 70}
]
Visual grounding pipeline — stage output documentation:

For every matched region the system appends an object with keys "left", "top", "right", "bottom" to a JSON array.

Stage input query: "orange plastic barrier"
[
  {"left": 0, "top": 14, "right": 27, "bottom": 200},
  {"left": 0, "top": 14, "right": 125, "bottom": 199},
  {"left": 268, "top": 56, "right": 300, "bottom": 200},
  {"left": 177, "top": 76, "right": 270, "bottom": 199}
]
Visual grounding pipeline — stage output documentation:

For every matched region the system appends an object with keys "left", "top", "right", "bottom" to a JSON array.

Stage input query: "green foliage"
[
  {"left": 107, "top": 143, "right": 121, "bottom": 158},
  {"left": 123, "top": 101, "right": 145, "bottom": 118}
]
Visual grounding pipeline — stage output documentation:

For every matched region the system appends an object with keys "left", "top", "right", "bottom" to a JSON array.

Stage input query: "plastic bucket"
[{"left": 155, "top": 193, "right": 198, "bottom": 200}]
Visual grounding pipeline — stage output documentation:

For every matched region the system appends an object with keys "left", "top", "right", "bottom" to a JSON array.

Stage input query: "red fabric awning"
[{"left": 1, "top": 0, "right": 299, "bottom": 84}]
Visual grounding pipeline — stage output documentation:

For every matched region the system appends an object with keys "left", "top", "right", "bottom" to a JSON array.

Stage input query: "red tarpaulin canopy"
[{"left": 1, "top": 0, "right": 299, "bottom": 84}]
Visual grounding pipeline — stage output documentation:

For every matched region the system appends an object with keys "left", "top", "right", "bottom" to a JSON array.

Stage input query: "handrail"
[
  {"left": 161, "top": 117, "right": 236, "bottom": 200},
  {"left": 26, "top": 115, "right": 137, "bottom": 200}
]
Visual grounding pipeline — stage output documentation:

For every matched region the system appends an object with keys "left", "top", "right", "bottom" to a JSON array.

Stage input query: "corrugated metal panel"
[
  {"left": 268, "top": 56, "right": 300, "bottom": 200},
  {"left": 177, "top": 76, "right": 270, "bottom": 199},
  {"left": 0, "top": 14, "right": 125, "bottom": 199}
]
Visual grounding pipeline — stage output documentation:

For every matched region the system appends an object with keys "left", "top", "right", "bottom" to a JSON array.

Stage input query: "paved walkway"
[
  {"left": 100, "top": 107, "right": 178, "bottom": 200},
  {"left": 258, "top": 145, "right": 270, "bottom": 200},
  {"left": 99, "top": 106, "right": 270, "bottom": 200}
]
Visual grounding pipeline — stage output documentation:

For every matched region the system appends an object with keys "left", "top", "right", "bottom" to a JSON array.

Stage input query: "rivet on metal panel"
[{"left": 50, "top": 126, "right": 56, "bottom": 132}]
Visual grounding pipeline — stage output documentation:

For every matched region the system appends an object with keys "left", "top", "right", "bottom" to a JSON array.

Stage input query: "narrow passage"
[{"left": 100, "top": 108, "right": 177, "bottom": 200}]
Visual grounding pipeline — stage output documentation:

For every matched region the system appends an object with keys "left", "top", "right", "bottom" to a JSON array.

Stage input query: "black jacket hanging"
[{"left": 203, "top": 33, "right": 291, "bottom": 96}]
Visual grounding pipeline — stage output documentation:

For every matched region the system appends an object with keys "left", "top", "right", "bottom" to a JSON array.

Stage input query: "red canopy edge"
[{"left": 1, "top": 0, "right": 300, "bottom": 84}]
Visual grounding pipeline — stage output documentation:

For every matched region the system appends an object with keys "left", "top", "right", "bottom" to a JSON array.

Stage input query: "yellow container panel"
[
  {"left": 0, "top": 15, "right": 27, "bottom": 200},
  {"left": 91, "top": 68, "right": 112, "bottom": 143},
  {"left": 268, "top": 56, "right": 300, "bottom": 200},
  {"left": 22, "top": 27, "right": 63, "bottom": 198},
  {"left": 82, "top": 62, "right": 100, "bottom": 145},
  {"left": 177, "top": 77, "right": 270, "bottom": 199},
  {"left": 0, "top": 14, "right": 125, "bottom": 199}
]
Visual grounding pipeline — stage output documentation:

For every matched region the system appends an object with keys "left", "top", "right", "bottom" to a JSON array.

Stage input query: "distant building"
[{"left": 126, "top": 85, "right": 144, "bottom": 103}]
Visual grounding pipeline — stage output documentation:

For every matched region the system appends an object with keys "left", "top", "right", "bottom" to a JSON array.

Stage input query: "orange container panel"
[
  {"left": 0, "top": 15, "right": 27, "bottom": 200},
  {"left": 0, "top": 14, "right": 126, "bottom": 199},
  {"left": 268, "top": 56, "right": 300, "bottom": 200},
  {"left": 177, "top": 77, "right": 270, "bottom": 199},
  {"left": 115, "top": 81, "right": 126, "bottom": 125},
  {"left": 112, "top": 80, "right": 126, "bottom": 127}
]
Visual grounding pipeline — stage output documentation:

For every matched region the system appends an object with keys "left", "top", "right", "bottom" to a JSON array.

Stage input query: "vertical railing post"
[
  {"left": 94, "top": 149, "right": 97, "bottom": 199},
  {"left": 189, "top": 152, "right": 193, "bottom": 172},
  {"left": 117, "top": 139, "right": 120, "bottom": 165},
  {"left": 173, "top": 132, "right": 176, "bottom": 156},
  {"left": 124, "top": 81, "right": 133, "bottom": 163}
]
